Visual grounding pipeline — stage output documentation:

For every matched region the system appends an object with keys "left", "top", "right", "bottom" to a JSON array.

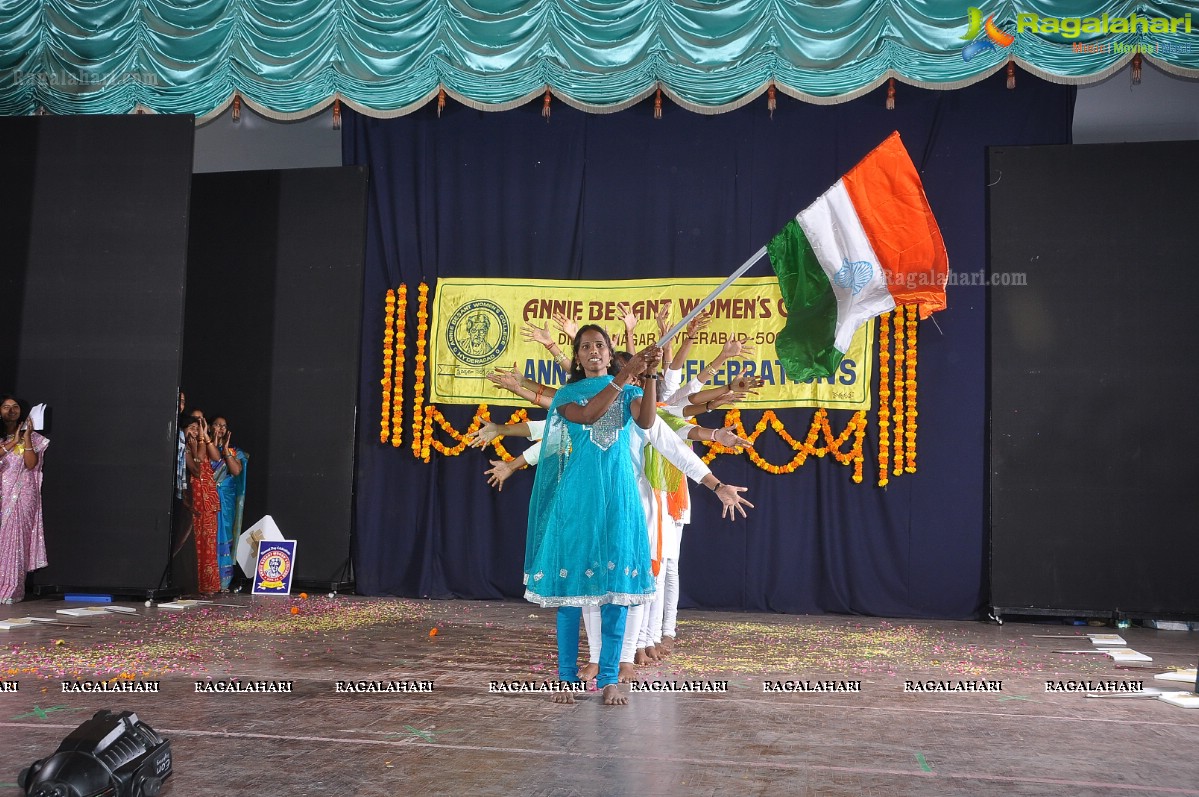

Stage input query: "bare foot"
[
  {"left": 602, "top": 684, "right": 628, "bottom": 706},
  {"left": 644, "top": 644, "right": 660, "bottom": 661},
  {"left": 634, "top": 648, "right": 650, "bottom": 666},
  {"left": 658, "top": 635, "right": 675, "bottom": 655},
  {"left": 578, "top": 662, "right": 599, "bottom": 681},
  {"left": 551, "top": 690, "right": 577, "bottom": 705},
  {"left": 618, "top": 662, "right": 637, "bottom": 683}
]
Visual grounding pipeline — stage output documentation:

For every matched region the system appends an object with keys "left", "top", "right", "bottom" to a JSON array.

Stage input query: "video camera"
[{"left": 18, "top": 710, "right": 172, "bottom": 797}]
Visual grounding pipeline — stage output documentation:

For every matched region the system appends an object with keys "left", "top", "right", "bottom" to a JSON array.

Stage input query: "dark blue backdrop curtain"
[{"left": 343, "top": 73, "right": 1074, "bottom": 618}]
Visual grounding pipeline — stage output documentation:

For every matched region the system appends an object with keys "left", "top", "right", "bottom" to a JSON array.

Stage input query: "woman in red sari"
[{"left": 182, "top": 412, "right": 221, "bottom": 594}]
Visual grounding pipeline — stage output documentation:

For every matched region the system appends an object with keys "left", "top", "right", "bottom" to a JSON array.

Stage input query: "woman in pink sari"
[{"left": 0, "top": 395, "right": 48, "bottom": 604}]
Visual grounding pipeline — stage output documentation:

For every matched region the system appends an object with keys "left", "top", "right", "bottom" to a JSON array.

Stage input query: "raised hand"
[
  {"left": 551, "top": 311, "right": 578, "bottom": 341},
  {"left": 687, "top": 309, "right": 713, "bottom": 336},
  {"left": 521, "top": 321, "right": 554, "bottom": 348},
  {"left": 465, "top": 422, "right": 504, "bottom": 449},
  {"left": 655, "top": 300, "right": 672, "bottom": 338},
  {"left": 732, "top": 374, "right": 766, "bottom": 393},
  {"left": 720, "top": 338, "right": 756, "bottom": 359},
  {"left": 617, "top": 302, "right": 638, "bottom": 331}
]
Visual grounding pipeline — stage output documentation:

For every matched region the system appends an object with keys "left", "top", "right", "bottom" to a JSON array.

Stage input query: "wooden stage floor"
[{"left": 1, "top": 596, "right": 1197, "bottom": 796}]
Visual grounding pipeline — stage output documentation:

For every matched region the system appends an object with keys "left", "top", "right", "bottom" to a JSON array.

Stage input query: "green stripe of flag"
[{"left": 766, "top": 219, "right": 843, "bottom": 382}]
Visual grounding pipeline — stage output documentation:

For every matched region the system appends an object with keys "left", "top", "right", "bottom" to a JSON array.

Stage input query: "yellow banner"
[{"left": 427, "top": 277, "right": 873, "bottom": 410}]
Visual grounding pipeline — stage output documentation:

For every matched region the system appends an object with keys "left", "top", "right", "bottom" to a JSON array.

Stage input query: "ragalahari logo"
[{"left": 961, "top": 7, "right": 1015, "bottom": 61}]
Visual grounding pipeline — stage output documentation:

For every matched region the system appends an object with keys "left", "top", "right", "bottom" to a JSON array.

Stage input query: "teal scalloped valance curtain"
[{"left": 2, "top": 0, "right": 1196, "bottom": 120}]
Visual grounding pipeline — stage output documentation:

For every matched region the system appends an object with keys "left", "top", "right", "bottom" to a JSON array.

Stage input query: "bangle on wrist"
[{"left": 710, "top": 481, "right": 723, "bottom": 492}]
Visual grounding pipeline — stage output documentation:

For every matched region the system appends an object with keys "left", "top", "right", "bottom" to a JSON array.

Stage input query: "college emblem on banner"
[
  {"left": 252, "top": 540, "right": 297, "bottom": 595},
  {"left": 445, "top": 299, "right": 509, "bottom": 367}
]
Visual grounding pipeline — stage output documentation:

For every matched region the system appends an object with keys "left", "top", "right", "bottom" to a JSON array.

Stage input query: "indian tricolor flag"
[{"left": 767, "top": 132, "right": 948, "bottom": 382}]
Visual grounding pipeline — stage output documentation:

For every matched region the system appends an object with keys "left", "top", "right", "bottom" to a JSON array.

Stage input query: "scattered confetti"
[
  {"left": 0, "top": 598, "right": 429, "bottom": 679},
  {"left": 668, "top": 619, "right": 1066, "bottom": 678}
]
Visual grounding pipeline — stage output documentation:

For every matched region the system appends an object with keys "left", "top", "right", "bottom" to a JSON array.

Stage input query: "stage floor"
[{"left": 1, "top": 596, "right": 1197, "bottom": 796}]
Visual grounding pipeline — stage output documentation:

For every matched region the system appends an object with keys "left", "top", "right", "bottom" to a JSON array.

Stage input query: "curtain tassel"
[
  {"left": 1006, "top": 61, "right": 1016, "bottom": 90},
  {"left": 654, "top": 86, "right": 662, "bottom": 120},
  {"left": 231, "top": 94, "right": 241, "bottom": 123},
  {"left": 437, "top": 87, "right": 446, "bottom": 117},
  {"left": 332, "top": 98, "right": 341, "bottom": 130},
  {"left": 767, "top": 82, "right": 776, "bottom": 118},
  {"left": 1131, "top": 53, "right": 1143, "bottom": 84},
  {"left": 885, "top": 78, "right": 896, "bottom": 111},
  {"left": 542, "top": 88, "right": 551, "bottom": 120}
]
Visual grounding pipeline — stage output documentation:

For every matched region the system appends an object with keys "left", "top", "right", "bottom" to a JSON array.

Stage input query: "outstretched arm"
[
  {"left": 465, "top": 421, "right": 534, "bottom": 448},
  {"left": 684, "top": 386, "right": 748, "bottom": 418},
  {"left": 685, "top": 424, "right": 752, "bottom": 448},
  {"left": 617, "top": 302, "right": 639, "bottom": 351},
  {"left": 522, "top": 321, "right": 572, "bottom": 372},
  {"left": 695, "top": 338, "right": 757, "bottom": 386},
  {"left": 487, "top": 365, "right": 554, "bottom": 409},
  {"left": 654, "top": 300, "right": 673, "bottom": 364}
]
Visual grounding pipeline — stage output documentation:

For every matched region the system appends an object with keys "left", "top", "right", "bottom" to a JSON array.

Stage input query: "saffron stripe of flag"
[{"left": 768, "top": 132, "right": 948, "bottom": 381}]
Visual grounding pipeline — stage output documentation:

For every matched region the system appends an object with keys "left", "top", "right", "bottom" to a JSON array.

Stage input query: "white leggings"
[
  {"left": 584, "top": 605, "right": 648, "bottom": 664},
  {"left": 661, "top": 557, "right": 680, "bottom": 639},
  {"left": 637, "top": 564, "right": 668, "bottom": 648}
]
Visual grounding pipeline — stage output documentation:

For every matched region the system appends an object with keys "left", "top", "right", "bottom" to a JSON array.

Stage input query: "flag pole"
[{"left": 655, "top": 245, "right": 768, "bottom": 348}]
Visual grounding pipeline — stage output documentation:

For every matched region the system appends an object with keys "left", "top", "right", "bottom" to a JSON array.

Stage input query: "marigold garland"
[
  {"left": 420, "top": 405, "right": 433, "bottom": 462},
  {"left": 891, "top": 307, "right": 905, "bottom": 477},
  {"left": 391, "top": 284, "right": 407, "bottom": 447},
  {"left": 904, "top": 304, "right": 918, "bottom": 473},
  {"left": 877, "top": 310, "right": 891, "bottom": 486},
  {"left": 412, "top": 399, "right": 868, "bottom": 481},
  {"left": 411, "top": 282, "right": 429, "bottom": 459},
  {"left": 425, "top": 404, "right": 487, "bottom": 458},
  {"left": 380, "top": 289, "right": 396, "bottom": 443},
  {"left": 418, "top": 404, "right": 534, "bottom": 463},
  {"left": 700, "top": 407, "right": 867, "bottom": 482}
]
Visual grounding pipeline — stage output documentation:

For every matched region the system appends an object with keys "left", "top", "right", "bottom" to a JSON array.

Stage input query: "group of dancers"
[{"left": 465, "top": 304, "right": 761, "bottom": 705}]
